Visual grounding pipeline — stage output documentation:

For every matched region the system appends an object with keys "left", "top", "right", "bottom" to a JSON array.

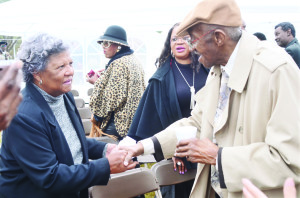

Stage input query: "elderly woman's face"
[
  {"left": 102, "top": 42, "right": 118, "bottom": 59},
  {"left": 37, "top": 51, "right": 74, "bottom": 97}
]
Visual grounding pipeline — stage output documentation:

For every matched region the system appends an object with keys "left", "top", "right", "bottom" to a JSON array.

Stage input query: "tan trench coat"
[{"left": 154, "top": 32, "right": 300, "bottom": 198}]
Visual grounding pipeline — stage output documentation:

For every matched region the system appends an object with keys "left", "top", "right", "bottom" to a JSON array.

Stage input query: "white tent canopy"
[{"left": 1, "top": 0, "right": 300, "bottom": 100}]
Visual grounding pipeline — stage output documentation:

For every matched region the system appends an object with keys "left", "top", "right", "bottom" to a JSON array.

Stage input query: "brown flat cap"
[{"left": 177, "top": 0, "right": 242, "bottom": 36}]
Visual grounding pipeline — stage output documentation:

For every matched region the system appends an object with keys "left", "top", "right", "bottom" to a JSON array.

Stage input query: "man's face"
[
  {"left": 190, "top": 27, "right": 219, "bottom": 68},
  {"left": 275, "top": 26, "right": 290, "bottom": 47}
]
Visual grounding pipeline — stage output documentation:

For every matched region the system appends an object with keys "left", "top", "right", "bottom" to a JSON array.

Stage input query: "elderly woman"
[
  {"left": 0, "top": 33, "right": 137, "bottom": 198},
  {"left": 88, "top": 25, "right": 145, "bottom": 141}
]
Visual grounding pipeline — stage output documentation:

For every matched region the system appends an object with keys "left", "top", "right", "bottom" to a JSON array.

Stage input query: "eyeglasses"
[
  {"left": 0, "top": 44, "right": 7, "bottom": 47},
  {"left": 170, "top": 35, "right": 191, "bottom": 43},
  {"left": 101, "top": 41, "right": 112, "bottom": 49},
  {"left": 187, "top": 29, "right": 216, "bottom": 49}
]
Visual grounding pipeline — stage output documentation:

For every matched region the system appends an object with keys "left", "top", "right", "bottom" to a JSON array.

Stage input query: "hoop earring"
[{"left": 39, "top": 79, "right": 43, "bottom": 85}]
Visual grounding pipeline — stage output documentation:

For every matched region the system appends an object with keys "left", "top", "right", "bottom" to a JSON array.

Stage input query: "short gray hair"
[{"left": 17, "top": 33, "right": 69, "bottom": 83}]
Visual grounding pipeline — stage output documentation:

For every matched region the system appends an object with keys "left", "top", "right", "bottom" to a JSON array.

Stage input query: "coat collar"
[
  {"left": 286, "top": 38, "right": 299, "bottom": 48},
  {"left": 150, "top": 56, "right": 172, "bottom": 82},
  {"left": 228, "top": 31, "right": 259, "bottom": 93},
  {"left": 203, "top": 31, "right": 259, "bottom": 126}
]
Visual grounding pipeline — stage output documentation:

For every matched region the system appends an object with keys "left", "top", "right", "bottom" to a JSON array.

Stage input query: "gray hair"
[{"left": 17, "top": 33, "right": 69, "bottom": 83}]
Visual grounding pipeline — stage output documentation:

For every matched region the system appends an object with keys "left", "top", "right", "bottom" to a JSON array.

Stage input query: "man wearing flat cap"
[{"left": 121, "top": 0, "right": 300, "bottom": 197}]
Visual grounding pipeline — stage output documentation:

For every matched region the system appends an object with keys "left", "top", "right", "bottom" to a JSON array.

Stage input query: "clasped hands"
[{"left": 114, "top": 137, "right": 219, "bottom": 171}]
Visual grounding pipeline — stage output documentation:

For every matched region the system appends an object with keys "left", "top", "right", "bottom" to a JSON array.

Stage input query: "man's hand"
[
  {"left": 174, "top": 138, "right": 219, "bottom": 165},
  {"left": 119, "top": 142, "right": 144, "bottom": 166},
  {"left": 106, "top": 146, "right": 138, "bottom": 174},
  {"left": 106, "top": 143, "right": 117, "bottom": 157},
  {"left": 0, "top": 61, "right": 23, "bottom": 130}
]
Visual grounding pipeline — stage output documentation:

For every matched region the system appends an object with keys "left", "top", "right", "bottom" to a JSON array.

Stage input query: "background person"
[
  {"left": 0, "top": 33, "right": 137, "bottom": 198},
  {"left": 126, "top": 23, "right": 209, "bottom": 198},
  {"left": 89, "top": 25, "right": 145, "bottom": 141},
  {"left": 275, "top": 22, "right": 300, "bottom": 68},
  {"left": 0, "top": 41, "right": 11, "bottom": 60},
  {"left": 121, "top": 0, "right": 300, "bottom": 197}
]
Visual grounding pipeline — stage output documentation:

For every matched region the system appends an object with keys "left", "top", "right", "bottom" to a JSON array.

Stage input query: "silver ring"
[{"left": 177, "top": 162, "right": 182, "bottom": 166}]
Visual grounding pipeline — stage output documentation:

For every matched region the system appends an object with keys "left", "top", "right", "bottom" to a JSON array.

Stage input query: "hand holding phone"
[{"left": 87, "top": 69, "right": 95, "bottom": 78}]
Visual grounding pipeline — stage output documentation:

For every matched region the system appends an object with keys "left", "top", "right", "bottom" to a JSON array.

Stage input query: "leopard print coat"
[{"left": 89, "top": 54, "right": 145, "bottom": 137}]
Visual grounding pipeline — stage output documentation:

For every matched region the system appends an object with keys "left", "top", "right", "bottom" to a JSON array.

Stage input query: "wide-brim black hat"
[
  {"left": 97, "top": 25, "right": 129, "bottom": 47},
  {"left": 0, "top": 41, "right": 8, "bottom": 45}
]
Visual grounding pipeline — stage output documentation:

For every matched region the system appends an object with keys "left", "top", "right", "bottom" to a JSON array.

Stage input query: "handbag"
[{"left": 89, "top": 115, "right": 118, "bottom": 141}]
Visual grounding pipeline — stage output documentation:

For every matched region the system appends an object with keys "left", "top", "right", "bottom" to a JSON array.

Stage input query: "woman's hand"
[
  {"left": 242, "top": 178, "right": 297, "bottom": 198},
  {"left": 86, "top": 73, "right": 99, "bottom": 85},
  {"left": 86, "top": 69, "right": 105, "bottom": 85},
  {"left": 172, "top": 157, "right": 187, "bottom": 175}
]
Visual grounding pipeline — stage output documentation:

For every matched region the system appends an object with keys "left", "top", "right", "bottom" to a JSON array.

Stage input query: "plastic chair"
[
  {"left": 92, "top": 168, "right": 162, "bottom": 198},
  {"left": 82, "top": 119, "right": 92, "bottom": 135},
  {"left": 87, "top": 87, "right": 94, "bottom": 96},
  {"left": 74, "top": 98, "right": 85, "bottom": 108},
  {"left": 78, "top": 107, "right": 92, "bottom": 119},
  {"left": 151, "top": 159, "right": 197, "bottom": 186},
  {"left": 70, "top": 89, "right": 79, "bottom": 97}
]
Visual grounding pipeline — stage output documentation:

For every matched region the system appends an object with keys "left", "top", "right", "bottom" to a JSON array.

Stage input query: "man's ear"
[
  {"left": 213, "top": 29, "right": 226, "bottom": 47},
  {"left": 287, "top": 29, "right": 292, "bottom": 36}
]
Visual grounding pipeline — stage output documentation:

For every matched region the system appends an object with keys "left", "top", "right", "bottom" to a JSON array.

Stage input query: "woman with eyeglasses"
[
  {"left": 126, "top": 23, "right": 209, "bottom": 198},
  {"left": 88, "top": 25, "right": 145, "bottom": 141},
  {"left": 0, "top": 33, "right": 138, "bottom": 198}
]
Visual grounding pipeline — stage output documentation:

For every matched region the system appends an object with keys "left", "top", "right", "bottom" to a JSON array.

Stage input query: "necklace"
[{"left": 174, "top": 60, "right": 195, "bottom": 109}]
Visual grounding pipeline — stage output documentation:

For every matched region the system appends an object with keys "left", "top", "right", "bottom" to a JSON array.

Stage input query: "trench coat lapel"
[
  {"left": 203, "top": 66, "right": 222, "bottom": 129},
  {"left": 213, "top": 32, "right": 258, "bottom": 134}
]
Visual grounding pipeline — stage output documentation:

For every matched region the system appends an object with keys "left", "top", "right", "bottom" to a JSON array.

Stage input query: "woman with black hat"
[{"left": 88, "top": 25, "right": 145, "bottom": 141}]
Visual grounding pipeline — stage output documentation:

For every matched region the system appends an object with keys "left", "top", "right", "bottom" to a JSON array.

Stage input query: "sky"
[{"left": 1, "top": 0, "right": 300, "bottom": 98}]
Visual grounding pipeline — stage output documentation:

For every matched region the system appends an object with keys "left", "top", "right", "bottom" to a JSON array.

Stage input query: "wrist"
[{"left": 136, "top": 142, "right": 144, "bottom": 156}]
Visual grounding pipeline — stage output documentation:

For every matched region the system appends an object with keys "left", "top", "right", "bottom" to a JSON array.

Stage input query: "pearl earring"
[
  {"left": 39, "top": 79, "right": 43, "bottom": 85},
  {"left": 117, "top": 46, "right": 121, "bottom": 52}
]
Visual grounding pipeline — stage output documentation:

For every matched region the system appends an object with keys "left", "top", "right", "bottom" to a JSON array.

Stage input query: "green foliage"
[
  {"left": 0, "top": 35, "right": 22, "bottom": 59},
  {"left": 0, "top": 0, "right": 10, "bottom": 3}
]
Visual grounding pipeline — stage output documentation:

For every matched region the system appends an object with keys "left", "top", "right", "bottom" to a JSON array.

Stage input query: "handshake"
[{"left": 104, "top": 137, "right": 144, "bottom": 174}]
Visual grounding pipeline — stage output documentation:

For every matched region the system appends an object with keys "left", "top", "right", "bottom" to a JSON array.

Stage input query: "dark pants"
[{"left": 103, "top": 118, "right": 123, "bottom": 141}]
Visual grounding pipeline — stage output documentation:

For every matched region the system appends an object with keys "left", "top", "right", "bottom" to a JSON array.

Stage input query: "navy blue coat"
[
  {"left": 128, "top": 57, "right": 208, "bottom": 141},
  {"left": 0, "top": 83, "right": 110, "bottom": 198},
  {"left": 128, "top": 57, "right": 182, "bottom": 141}
]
